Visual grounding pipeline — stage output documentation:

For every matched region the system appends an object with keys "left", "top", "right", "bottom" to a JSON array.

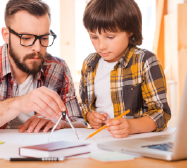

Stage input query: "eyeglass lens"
[{"left": 21, "top": 34, "right": 54, "bottom": 47}]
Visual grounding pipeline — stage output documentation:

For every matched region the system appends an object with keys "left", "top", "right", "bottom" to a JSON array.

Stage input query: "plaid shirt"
[
  {"left": 0, "top": 44, "right": 83, "bottom": 129},
  {"left": 79, "top": 46, "right": 171, "bottom": 132}
]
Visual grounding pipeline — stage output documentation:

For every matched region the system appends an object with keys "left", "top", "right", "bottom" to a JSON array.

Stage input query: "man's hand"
[
  {"left": 87, "top": 111, "right": 108, "bottom": 129},
  {"left": 105, "top": 118, "right": 130, "bottom": 138},
  {"left": 17, "top": 86, "right": 66, "bottom": 120},
  {"left": 18, "top": 114, "right": 65, "bottom": 133}
]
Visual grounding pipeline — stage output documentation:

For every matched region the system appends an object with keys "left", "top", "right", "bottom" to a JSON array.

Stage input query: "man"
[{"left": 0, "top": 0, "right": 86, "bottom": 133}]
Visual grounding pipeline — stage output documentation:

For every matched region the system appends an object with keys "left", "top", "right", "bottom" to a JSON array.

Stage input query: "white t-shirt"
[
  {"left": 94, "top": 58, "right": 117, "bottom": 119},
  {"left": 7, "top": 75, "right": 37, "bottom": 129}
]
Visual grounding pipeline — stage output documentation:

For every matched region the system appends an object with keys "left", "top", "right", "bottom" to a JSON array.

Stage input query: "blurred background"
[{"left": 0, "top": 0, "right": 187, "bottom": 127}]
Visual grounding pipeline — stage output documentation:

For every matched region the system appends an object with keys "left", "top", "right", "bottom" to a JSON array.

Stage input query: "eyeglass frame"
[{"left": 7, "top": 27, "right": 57, "bottom": 47}]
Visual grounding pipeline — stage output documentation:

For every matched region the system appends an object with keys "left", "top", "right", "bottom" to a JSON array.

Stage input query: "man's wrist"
[{"left": 8, "top": 97, "right": 22, "bottom": 116}]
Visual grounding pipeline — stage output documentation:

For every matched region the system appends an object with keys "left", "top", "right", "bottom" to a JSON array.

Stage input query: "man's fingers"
[
  {"left": 33, "top": 119, "right": 50, "bottom": 133},
  {"left": 36, "top": 92, "right": 61, "bottom": 118},
  {"left": 40, "top": 87, "right": 66, "bottom": 111},
  {"left": 26, "top": 118, "right": 41, "bottom": 133},
  {"left": 43, "top": 120, "right": 60, "bottom": 133},
  {"left": 18, "top": 118, "right": 35, "bottom": 133},
  {"left": 32, "top": 98, "right": 60, "bottom": 120}
]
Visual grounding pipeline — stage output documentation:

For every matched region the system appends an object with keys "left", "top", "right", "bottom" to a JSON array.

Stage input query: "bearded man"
[{"left": 0, "top": 0, "right": 86, "bottom": 133}]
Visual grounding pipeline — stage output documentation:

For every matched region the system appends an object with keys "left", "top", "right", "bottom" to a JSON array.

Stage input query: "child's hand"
[
  {"left": 87, "top": 111, "right": 108, "bottom": 129},
  {"left": 105, "top": 118, "right": 130, "bottom": 138}
]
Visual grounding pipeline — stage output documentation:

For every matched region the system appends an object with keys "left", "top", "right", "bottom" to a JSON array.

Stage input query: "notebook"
[
  {"left": 19, "top": 141, "right": 90, "bottom": 158},
  {"left": 98, "top": 73, "right": 187, "bottom": 161}
]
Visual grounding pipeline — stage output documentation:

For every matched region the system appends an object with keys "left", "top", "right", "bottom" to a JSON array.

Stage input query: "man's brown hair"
[
  {"left": 5, "top": 0, "right": 50, "bottom": 27},
  {"left": 83, "top": 0, "right": 143, "bottom": 46}
]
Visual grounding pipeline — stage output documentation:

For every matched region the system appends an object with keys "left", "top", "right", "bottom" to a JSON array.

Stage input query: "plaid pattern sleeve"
[
  {"left": 79, "top": 46, "right": 171, "bottom": 131},
  {"left": 131, "top": 48, "right": 171, "bottom": 131},
  {"left": 41, "top": 54, "right": 83, "bottom": 122}
]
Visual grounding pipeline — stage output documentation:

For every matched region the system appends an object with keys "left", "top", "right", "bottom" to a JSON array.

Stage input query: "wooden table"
[{"left": 1, "top": 157, "right": 187, "bottom": 168}]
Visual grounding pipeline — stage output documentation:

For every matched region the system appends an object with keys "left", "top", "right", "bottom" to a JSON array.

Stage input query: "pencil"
[{"left": 86, "top": 109, "right": 130, "bottom": 140}]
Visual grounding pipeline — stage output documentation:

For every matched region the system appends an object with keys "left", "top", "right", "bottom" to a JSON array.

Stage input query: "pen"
[
  {"left": 5, "top": 157, "right": 65, "bottom": 161},
  {"left": 86, "top": 109, "right": 130, "bottom": 140}
]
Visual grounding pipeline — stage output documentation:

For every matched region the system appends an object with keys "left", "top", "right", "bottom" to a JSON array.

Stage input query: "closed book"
[{"left": 19, "top": 141, "right": 90, "bottom": 158}]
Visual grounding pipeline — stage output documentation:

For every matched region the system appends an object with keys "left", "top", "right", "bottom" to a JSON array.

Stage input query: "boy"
[{"left": 79, "top": 0, "right": 171, "bottom": 138}]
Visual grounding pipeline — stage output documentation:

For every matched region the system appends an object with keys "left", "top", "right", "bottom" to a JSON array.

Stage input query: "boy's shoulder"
[
  {"left": 132, "top": 47, "right": 161, "bottom": 67},
  {"left": 134, "top": 47, "right": 156, "bottom": 59}
]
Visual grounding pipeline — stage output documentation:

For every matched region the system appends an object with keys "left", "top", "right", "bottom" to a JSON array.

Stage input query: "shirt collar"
[
  {"left": 118, "top": 46, "right": 136, "bottom": 68},
  {"left": 86, "top": 46, "right": 136, "bottom": 72}
]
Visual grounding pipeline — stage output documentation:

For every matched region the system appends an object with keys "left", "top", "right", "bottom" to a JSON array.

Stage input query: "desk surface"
[{"left": 1, "top": 158, "right": 187, "bottom": 168}]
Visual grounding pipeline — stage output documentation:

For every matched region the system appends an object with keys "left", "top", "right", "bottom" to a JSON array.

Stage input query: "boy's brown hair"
[
  {"left": 5, "top": 0, "right": 50, "bottom": 27},
  {"left": 83, "top": 0, "right": 143, "bottom": 46}
]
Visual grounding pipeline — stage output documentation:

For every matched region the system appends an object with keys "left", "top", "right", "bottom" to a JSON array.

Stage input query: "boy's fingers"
[
  {"left": 90, "top": 121, "right": 101, "bottom": 126},
  {"left": 105, "top": 118, "right": 113, "bottom": 124},
  {"left": 109, "top": 129, "right": 128, "bottom": 135},
  {"left": 90, "top": 124, "right": 102, "bottom": 129},
  {"left": 107, "top": 125, "right": 121, "bottom": 131},
  {"left": 92, "top": 118, "right": 103, "bottom": 124},
  {"left": 93, "top": 112, "right": 105, "bottom": 120},
  {"left": 103, "top": 113, "right": 108, "bottom": 118},
  {"left": 112, "top": 133, "right": 129, "bottom": 138},
  {"left": 106, "top": 118, "right": 126, "bottom": 126}
]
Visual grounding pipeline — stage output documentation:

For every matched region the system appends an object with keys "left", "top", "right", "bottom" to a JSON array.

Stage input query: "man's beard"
[{"left": 8, "top": 39, "right": 46, "bottom": 76}]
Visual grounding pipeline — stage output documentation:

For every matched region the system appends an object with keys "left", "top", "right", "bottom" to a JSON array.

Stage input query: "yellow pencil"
[{"left": 86, "top": 109, "right": 130, "bottom": 140}]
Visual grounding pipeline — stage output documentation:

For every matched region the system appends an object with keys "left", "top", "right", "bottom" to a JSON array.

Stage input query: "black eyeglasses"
[{"left": 8, "top": 27, "right": 57, "bottom": 47}]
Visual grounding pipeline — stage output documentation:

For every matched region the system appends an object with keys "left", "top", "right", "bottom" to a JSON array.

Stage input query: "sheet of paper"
[
  {"left": 0, "top": 127, "right": 176, "bottom": 159},
  {"left": 89, "top": 151, "right": 135, "bottom": 162}
]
